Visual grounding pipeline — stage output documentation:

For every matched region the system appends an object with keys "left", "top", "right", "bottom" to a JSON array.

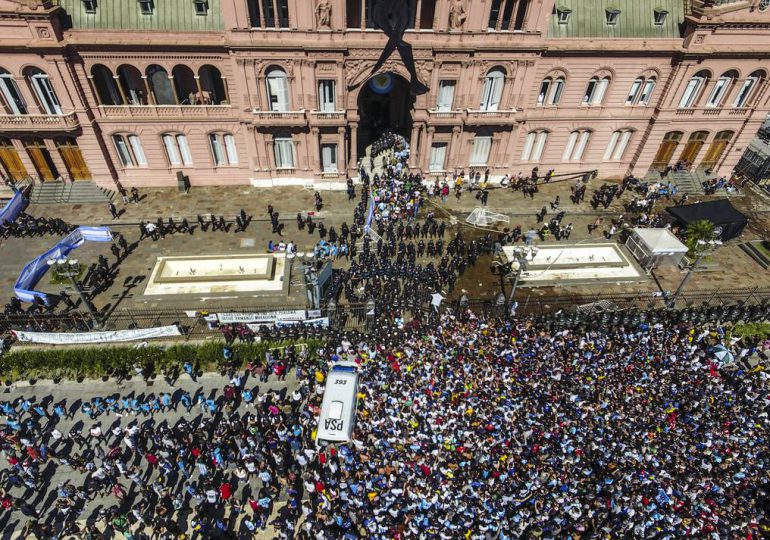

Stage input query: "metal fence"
[{"left": 2, "top": 286, "right": 770, "bottom": 340}]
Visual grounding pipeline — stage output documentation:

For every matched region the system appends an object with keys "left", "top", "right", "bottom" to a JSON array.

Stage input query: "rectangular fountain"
[
  {"left": 502, "top": 243, "right": 646, "bottom": 285},
  {"left": 143, "top": 254, "right": 287, "bottom": 296}
]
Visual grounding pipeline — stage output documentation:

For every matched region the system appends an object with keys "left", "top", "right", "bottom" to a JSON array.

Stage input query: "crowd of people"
[{"left": 1, "top": 313, "right": 768, "bottom": 539}]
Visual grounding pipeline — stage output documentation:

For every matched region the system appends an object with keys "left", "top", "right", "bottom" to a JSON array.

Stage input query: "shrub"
[{"left": 0, "top": 338, "right": 323, "bottom": 382}]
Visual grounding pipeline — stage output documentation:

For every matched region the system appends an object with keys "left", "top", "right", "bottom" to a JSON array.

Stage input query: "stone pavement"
[
  {"left": 0, "top": 370, "right": 303, "bottom": 540},
  {"left": 1, "top": 177, "right": 768, "bottom": 316}
]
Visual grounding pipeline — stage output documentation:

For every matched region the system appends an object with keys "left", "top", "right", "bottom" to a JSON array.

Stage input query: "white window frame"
[
  {"left": 537, "top": 78, "right": 551, "bottom": 106},
  {"left": 557, "top": 9, "right": 571, "bottom": 24},
  {"left": 318, "top": 80, "right": 336, "bottom": 112},
  {"left": 732, "top": 76, "right": 758, "bottom": 108},
  {"left": 706, "top": 76, "right": 731, "bottom": 108},
  {"left": 209, "top": 133, "right": 238, "bottom": 166},
  {"left": 603, "top": 129, "right": 633, "bottom": 161},
  {"left": 626, "top": 78, "right": 643, "bottom": 105},
  {"left": 29, "top": 72, "right": 62, "bottom": 115},
  {"left": 112, "top": 134, "right": 146, "bottom": 168},
  {"left": 321, "top": 143, "right": 337, "bottom": 173},
  {"left": 429, "top": 142, "right": 447, "bottom": 171},
  {"left": 678, "top": 76, "right": 704, "bottom": 108},
  {"left": 177, "top": 134, "right": 193, "bottom": 165},
  {"left": 436, "top": 80, "right": 456, "bottom": 112},
  {"left": 653, "top": 9, "right": 668, "bottom": 26},
  {"left": 274, "top": 136, "right": 295, "bottom": 168},
  {"left": 639, "top": 78, "right": 656, "bottom": 105},
  {"left": 480, "top": 69, "right": 505, "bottom": 112},
  {"left": 162, "top": 134, "right": 181, "bottom": 166},
  {"left": 266, "top": 69, "right": 290, "bottom": 112},
  {"left": 470, "top": 135, "right": 492, "bottom": 166},
  {"left": 563, "top": 130, "right": 590, "bottom": 161},
  {"left": 0, "top": 73, "right": 27, "bottom": 115},
  {"left": 521, "top": 131, "right": 547, "bottom": 162},
  {"left": 606, "top": 9, "right": 620, "bottom": 26},
  {"left": 584, "top": 77, "right": 609, "bottom": 105},
  {"left": 548, "top": 78, "right": 565, "bottom": 105}
]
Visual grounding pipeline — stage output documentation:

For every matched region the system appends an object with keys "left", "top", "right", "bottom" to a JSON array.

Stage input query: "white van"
[{"left": 316, "top": 362, "right": 359, "bottom": 443}]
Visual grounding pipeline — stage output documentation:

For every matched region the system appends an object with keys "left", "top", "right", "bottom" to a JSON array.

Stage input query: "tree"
[{"left": 684, "top": 219, "right": 715, "bottom": 257}]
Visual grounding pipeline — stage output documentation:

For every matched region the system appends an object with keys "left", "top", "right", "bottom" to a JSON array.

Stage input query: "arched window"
[
  {"left": 678, "top": 70, "right": 709, "bottom": 108},
  {"left": 603, "top": 129, "right": 634, "bottom": 161},
  {"left": 273, "top": 134, "right": 295, "bottom": 168},
  {"left": 91, "top": 65, "right": 122, "bottom": 105},
  {"left": 488, "top": 0, "right": 517, "bottom": 30},
  {"left": 209, "top": 132, "right": 238, "bottom": 166},
  {"left": 117, "top": 65, "right": 147, "bottom": 105},
  {"left": 627, "top": 76, "right": 656, "bottom": 106},
  {"left": 480, "top": 68, "right": 505, "bottom": 111},
  {"left": 538, "top": 76, "right": 565, "bottom": 106},
  {"left": 521, "top": 130, "right": 548, "bottom": 162},
  {"left": 732, "top": 70, "right": 764, "bottom": 108},
  {"left": 705, "top": 70, "right": 737, "bottom": 108},
  {"left": 266, "top": 68, "right": 290, "bottom": 112},
  {"left": 162, "top": 133, "right": 193, "bottom": 166},
  {"left": 470, "top": 130, "right": 492, "bottom": 166},
  {"left": 112, "top": 133, "right": 147, "bottom": 167},
  {"left": 146, "top": 65, "right": 176, "bottom": 105},
  {"left": 172, "top": 65, "right": 197, "bottom": 105},
  {"left": 563, "top": 129, "right": 591, "bottom": 161},
  {"left": 199, "top": 65, "right": 226, "bottom": 105},
  {"left": 0, "top": 68, "right": 27, "bottom": 114},
  {"left": 583, "top": 76, "right": 610, "bottom": 105},
  {"left": 24, "top": 68, "right": 62, "bottom": 115}
]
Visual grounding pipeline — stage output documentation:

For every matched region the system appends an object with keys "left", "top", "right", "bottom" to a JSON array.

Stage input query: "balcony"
[
  {"left": 307, "top": 110, "right": 346, "bottom": 126},
  {"left": 252, "top": 109, "right": 307, "bottom": 126},
  {"left": 0, "top": 112, "right": 79, "bottom": 131},
  {"left": 465, "top": 109, "right": 517, "bottom": 125},
  {"left": 98, "top": 105, "right": 233, "bottom": 119},
  {"left": 427, "top": 109, "right": 463, "bottom": 125},
  {"left": 674, "top": 107, "right": 751, "bottom": 118}
]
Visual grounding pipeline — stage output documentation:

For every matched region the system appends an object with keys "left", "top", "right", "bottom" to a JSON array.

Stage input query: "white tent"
[{"left": 625, "top": 228, "right": 688, "bottom": 272}]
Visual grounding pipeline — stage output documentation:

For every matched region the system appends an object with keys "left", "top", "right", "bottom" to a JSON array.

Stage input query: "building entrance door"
[
  {"left": 56, "top": 137, "right": 92, "bottom": 180},
  {"left": 650, "top": 131, "right": 683, "bottom": 170},
  {"left": 356, "top": 72, "right": 413, "bottom": 159},
  {"left": 23, "top": 138, "right": 58, "bottom": 182},
  {"left": 0, "top": 137, "right": 28, "bottom": 181},
  {"left": 678, "top": 131, "right": 708, "bottom": 167},
  {"left": 699, "top": 130, "right": 733, "bottom": 171}
]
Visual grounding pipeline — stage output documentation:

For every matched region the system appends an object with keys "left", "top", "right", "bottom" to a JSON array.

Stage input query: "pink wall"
[{"left": 0, "top": 0, "right": 768, "bottom": 189}]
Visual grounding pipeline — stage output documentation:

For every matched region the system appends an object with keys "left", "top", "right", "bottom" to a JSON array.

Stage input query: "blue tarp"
[
  {"left": 0, "top": 190, "right": 26, "bottom": 226},
  {"left": 14, "top": 226, "right": 112, "bottom": 304}
]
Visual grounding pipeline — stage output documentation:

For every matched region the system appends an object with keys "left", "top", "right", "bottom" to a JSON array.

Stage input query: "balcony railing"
[
  {"left": 307, "top": 110, "right": 346, "bottom": 125},
  {"left": 99, "top": 105, "right": 233, "bottom": 118},
  {"left": 465, "top": 109, "right": 517, "bottom": 123},
  {"left": 428, "top": 109, "right": 463, "bottom": 121},
  {"left": 675, "top": 107, "right": 751, "bottom": 117},
  {"left": 252, "top": 110, "right": 306, "bottom": 124},
  {"left": 0, "top": 112, "right": 79, "bottom": 130}
]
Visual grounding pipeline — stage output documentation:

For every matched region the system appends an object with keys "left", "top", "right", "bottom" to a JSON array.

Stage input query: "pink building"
[{"left": 0, "top": 0, "right": 769, "bottom": 190}]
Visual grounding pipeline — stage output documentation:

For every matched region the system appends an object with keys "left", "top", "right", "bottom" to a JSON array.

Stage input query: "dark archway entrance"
[{"left": 357, "top": 72, "right": 413, "bottom": 157}]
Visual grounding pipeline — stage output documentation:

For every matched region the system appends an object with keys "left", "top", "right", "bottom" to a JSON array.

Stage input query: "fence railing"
[{"left": 3, "top": 286, "right": 770, "bottom": 340}]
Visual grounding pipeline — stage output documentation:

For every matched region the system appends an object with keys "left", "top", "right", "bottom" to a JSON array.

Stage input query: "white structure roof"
[{"left": 631, "top": 228, "right": 688, "bottom": 254}]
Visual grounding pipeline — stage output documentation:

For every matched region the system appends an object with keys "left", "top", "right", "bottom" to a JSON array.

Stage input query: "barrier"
[
  {"left": 0, "top": 190, "right": 27, "bottom": 225},
  {"left": 14, "top": 226, "right": 112, "bottom": 304}
]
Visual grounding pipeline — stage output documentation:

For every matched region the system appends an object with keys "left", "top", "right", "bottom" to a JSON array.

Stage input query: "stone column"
[
  {"left": 221, "top": 76, "right": 230, "bottom": 104},
  {"left": 448, "top": 126, "right": 462, "bottom": 171},
  {"left": 87, "top": 76, "right": 103, "bottom": 106},
  {"left": 194, "top": 75, "right": 204, "bottom": 104},
  {"left": 423, "top": 126, "right": 435, "bottom": 170},
  {"left": 349, "top": 122, "right": 358, "bottom": 170},
  {"left": 142, "top": 76, "right": 155, "bottom": 105},
  {"left": 266, "top": 139, "right": 276, "bottom": 174},
  {"left": 310, "top": 128, "right": 321, "bottom": 172},
  {"left": 112, "top": 75, "right": 128, "bottom": 105},
  {"left": 410, "top": 124, "right": 421, "bottom": 156},
  {"left": 272, "top": 0, "right": 280, "bottom": 28},
  {"left": 337, "top": 127, "right": 346, "bottom": 173},
  {"left": 415, "top": 0, "right": 423, "bottom": 28},
  {"left": 167, "top": 76, "right": 180, "bottom": 104},
  {"left": 249, "top": 126, "right": 262, "bottom": 169}
]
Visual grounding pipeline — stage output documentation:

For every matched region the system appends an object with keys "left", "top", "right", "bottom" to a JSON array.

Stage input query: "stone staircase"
[
  {"left": 29, "top": 181, "right": 116, "bottom": 205},
  {"left": 643, "top": 169, "right": 705, "bottom": 195}
]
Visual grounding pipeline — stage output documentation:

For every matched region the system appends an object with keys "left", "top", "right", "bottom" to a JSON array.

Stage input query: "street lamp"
[
  {"left": 666, "top": 227, "right": 723, "bottom": 309},
  {"left": 493, "top": 245, "right": 538, "bottom": 318},
  {"left": 47, "top": 256, "right": 102, "bottom": 329}
]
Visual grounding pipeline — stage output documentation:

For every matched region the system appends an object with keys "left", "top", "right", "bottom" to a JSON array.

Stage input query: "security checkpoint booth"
[{"left": 625, "top": 228, "right": 688, "bottom": 273}]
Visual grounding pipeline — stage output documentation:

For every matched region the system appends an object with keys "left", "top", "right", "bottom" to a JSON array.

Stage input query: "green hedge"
[
  {"left": 0, "top": 339, "right": 324, "bottom": 383},
  {"left": 731, "top": 322, "right": 770, "bottom": 340}
]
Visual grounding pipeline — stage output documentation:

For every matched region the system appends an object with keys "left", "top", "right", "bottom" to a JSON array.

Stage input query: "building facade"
[{"left": 0, "top": 0, "right": 769, "bottom": 189}]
